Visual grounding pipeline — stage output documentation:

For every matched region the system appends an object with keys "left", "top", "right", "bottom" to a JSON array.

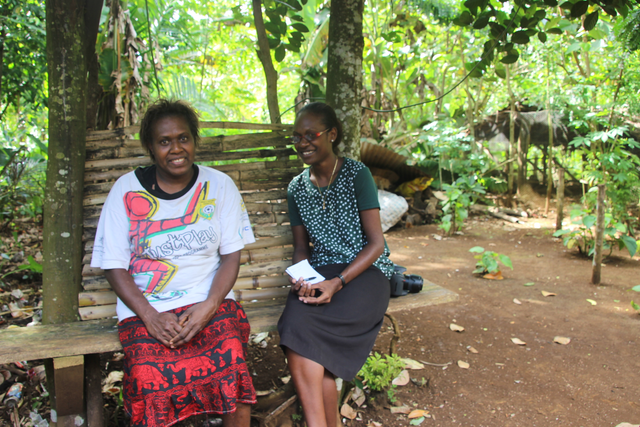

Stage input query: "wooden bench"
[{"left": 0, "top": 122, "right": 458, "bottom": 426}]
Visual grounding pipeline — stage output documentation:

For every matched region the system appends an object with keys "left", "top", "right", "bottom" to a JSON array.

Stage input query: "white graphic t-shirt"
[{"left": 91, "top": 165, "right": 255, "bottom": 321}]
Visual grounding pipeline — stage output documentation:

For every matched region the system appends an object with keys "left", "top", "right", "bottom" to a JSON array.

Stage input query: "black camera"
[{"left": 390, "top": 265, "right": 424, "bottom": 297}]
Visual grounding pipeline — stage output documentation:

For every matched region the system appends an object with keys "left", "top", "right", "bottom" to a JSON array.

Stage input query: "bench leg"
[
  {"left": 85, "top": 354, "right": 104, "bottom": 427},
  {"left": 47, "top": 356, "right": 87, "bottom": 427}
]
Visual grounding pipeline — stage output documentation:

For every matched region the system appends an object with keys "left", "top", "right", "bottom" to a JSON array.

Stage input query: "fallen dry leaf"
[
  {"left": 101, "top": 370, "right": 124, "bottom": 394},
  {"left": 449, "top": 323, "right": 465, "bottom": 332},
  {"left": 255, "top": 390, "right": 274, "bottom": 396},
  {"left": 340, "top": 403, "right": 358, "bottom": 420},
  {"left": 513, "top": 298, "right": 522, "bottom": 305},
  {"left": 483, "top": 271, "right": 504, "bottom": 280},
  {"left": 367, "top": 422, "right": 383, "bottom": 427},
  {"left": 511, "top": 337, "right": 526, "bottom": 345},
  {"left": 467, "top": 346, "right": 479, "bottom": 354},
  {"left": 280, "top": 375, "right": 291, "bottom": 384},
  {"left": 350, "top": 386, "right": 365, "bottom": 407},
  {"left": 541, "top": 291, "right": 556, "bottom": 297},
  {"left": 408, "top": 409, "right": 429, "bottom": 419},
  {"left": 615, "top": 423, "right": 640, "bottom": 427},
  {"left": 554, "top": 336, "right": 571, "bottom": 345},
  {"left": 402, "top": 358, "right": 425, "bottom": 370},
  {"left": 390, "top": 405, "right": 412, "bottom": 414},
  {"left": 457, "top": 360, "right": 470, "bottom": 369},
  {"left": 586, "top": 299, "right": 597, "bottom": 305},
  {"left": 392, "top": 370, "right": 411, "bottom": 386}
]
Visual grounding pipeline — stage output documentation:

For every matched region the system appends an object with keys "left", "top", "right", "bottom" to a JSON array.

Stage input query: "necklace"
[{"left": 312, "top": 157, "right": 339, "bottom": 210}]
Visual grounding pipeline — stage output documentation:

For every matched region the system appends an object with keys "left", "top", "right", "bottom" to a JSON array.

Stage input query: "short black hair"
[
  {"left": 140, "top": 99, "right": 200, "bottom": 161},
  {"left": 296, "top": 102, "right": 343, "bottom": 150}
]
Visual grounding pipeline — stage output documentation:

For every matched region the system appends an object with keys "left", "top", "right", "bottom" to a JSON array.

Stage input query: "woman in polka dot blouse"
[{"left": 277, "top": 102, "right": 394, "bottom": 427}]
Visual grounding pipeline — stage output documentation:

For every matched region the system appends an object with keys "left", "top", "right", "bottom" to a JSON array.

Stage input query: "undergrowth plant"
[
  {"left": 469, "top": 246, "right": 513, "bottom": 274},
  {"left": 553, "top": 206, "right": 638, "bottom": 258},
  {"left": 439, "top": 176, "right": 486, "bottom": 235},
  {"left": 356, "top": 352, "right": 404, "bottom": 392},
  {"left": 631, "top": 285, "right": 640, "bottom": 313}
]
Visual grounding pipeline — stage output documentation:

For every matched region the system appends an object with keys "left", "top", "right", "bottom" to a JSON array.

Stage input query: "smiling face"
[
  {"left": 147, "top": 115, "right": 196, "bottom": 184},
  {"left": 293, "top": 112, "right": 338, "bottom": 166}
]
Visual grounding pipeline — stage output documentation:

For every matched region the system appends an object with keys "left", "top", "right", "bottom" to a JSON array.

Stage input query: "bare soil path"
[{"left": 250, "top": 218, "right": 640, "bottom": 427}]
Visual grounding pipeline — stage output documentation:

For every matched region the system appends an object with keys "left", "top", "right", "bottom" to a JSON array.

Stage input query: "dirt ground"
[
  {"left": 248, "top": 218, "right": 640, "bottom": 427},
  {"left": 1, "top": 214, "right": 639, "bottom": 427}
]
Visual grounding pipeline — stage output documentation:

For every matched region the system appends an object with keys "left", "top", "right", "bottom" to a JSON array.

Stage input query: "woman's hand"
[
  {"left": 290, "top": 276, "right": 316, "bottom": 298},
  {"left": 141, "top": 310, "right": 183, "bottom": 347},
  {"left": 298, "top": 277, "right": 343, "bottom": 305},
  {"left": 169, "top": 300, "right": 217, "bottom": 348}
]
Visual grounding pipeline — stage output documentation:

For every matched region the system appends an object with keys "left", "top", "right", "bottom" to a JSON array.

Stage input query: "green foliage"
[
  {"left": 439, "top": 177, "right": 486, "bottom": 235},
  {"left": 357, "top": 352, "right": 405, "bottom": 392},
  {"left": 0, "top": 124, "right": 47, "bottom": 224},
  {"left": 631, "top": 285, "right": 640, "bottom": 312},
  {"left": 261, "top": 0, "right": 312, "bottom": 62},
  {"left": 452, "top": 0, "right": 633, "bottom": 70},
  {"left": 386, "top": 385, "right": 397, "bottom": 404},
  {"left": 469, "top": 246, "right": 513, "bottom": 274},
  {"left": 553, "top": 207, "right": 638, "bottom": 258},
  {"left": 0, "top": 0, "right": 47, "bottom": 116}
]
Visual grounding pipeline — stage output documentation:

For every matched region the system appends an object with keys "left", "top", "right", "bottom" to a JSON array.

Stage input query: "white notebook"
[{"left": 285, "top": 259, "right": 325, "bottom": 285}]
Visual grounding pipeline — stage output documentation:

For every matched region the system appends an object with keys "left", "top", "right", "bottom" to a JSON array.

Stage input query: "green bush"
[{"left": 357, "top": 352, "right": 405, "bottom": 392}]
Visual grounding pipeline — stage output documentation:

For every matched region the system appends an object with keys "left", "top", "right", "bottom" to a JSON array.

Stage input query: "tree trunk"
[
  {"left": 43, "top": 0, "right": 87, "bottom": 325},
  {"left": 84, "top": 0, "right": 104, "bottom": 129},
  {"left": 326, "top": 0, "right": 364, "bottom": 160},
  {"left": 545, "top": 109, "right": 554, "bottom": 214},
  {"left": 252, "top": 0, "right": 281, "bottom": 124},
  {"left": 506, "top": 65, "right": 516, "bottom": 201},
  {"left": 591, "top": 184, "right": 606, "bottom": 285},
  {"left": 555, "top": 168, "right": 565, "bottom": 231}
]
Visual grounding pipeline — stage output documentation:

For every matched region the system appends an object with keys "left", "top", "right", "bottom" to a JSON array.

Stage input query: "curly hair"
[
  {"left": 296, "top": 102, "right": 344, "bottom": 150},
  {"left": 139, "top": 99, "right": 200, "bottom": 161}
]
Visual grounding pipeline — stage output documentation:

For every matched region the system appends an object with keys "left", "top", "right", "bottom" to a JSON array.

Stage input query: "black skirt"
[{"left": 277, "top": 263, "right": 390, "bottom": 380}]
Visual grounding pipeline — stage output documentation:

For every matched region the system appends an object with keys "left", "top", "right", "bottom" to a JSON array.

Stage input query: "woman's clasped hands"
[
  {"left": 290, "top": 275, "right": 343, "bottom": 305},
  {"left": 142, "top": 301, "right": 217, "bottom": 348}
]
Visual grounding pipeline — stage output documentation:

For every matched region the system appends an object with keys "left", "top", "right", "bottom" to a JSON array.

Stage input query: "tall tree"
[
  {"left": 326, "top": 0, "right": 364, "bottom": 159},
  {"left": 252, "top": 0, "right": 281, "bottom": 123}
]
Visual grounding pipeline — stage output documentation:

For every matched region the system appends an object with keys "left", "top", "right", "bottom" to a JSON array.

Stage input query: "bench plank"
[{"left": 0, "top": 280, "right": 457, "bottom": 364}]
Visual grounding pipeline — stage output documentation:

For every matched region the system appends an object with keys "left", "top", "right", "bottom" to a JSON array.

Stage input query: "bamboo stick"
[
  {"left": 79, "top": 291, "right": 117, "bottom": 307},
  {"left": 234, "top": 287, "right": 289, "bottom": 303},
  {"left": 244, "top": 235, "right": 293, "bottom": 250},
  {"left": 239, "top": 247, "right": 293, "bottom": 264},
  {"left": 85, "top": 168, "right": 134, "bottom": 183},
  {"left": 248, "top": 213, "right": 289, "bottom": 226},
  {"left": 241, "top": 189, "right": 288, "bottom": 203},
  {"left": 234, "top": 275, "right": 290, "bottom": 290},
  {"left": 244, "top": 202, "right": 288, "bottom": 213},
  {"left": 238, "top": 260, "right": 290, "bottom": 278},
  {"left": 79, "top": 304, "right": 117, "bottom": 321},
  {"left": 82, "top": 276, "right": 110, "bottom": 291},
  {"left": 253, "top": 225, "right": 291, "bottom": 238},
  {"left": 83, "top": 265, "right": 104, "bottom": 277}
]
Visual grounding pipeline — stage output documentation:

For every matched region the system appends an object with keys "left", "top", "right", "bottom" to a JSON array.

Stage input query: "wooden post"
[
  {"left": 591, "top": 184, "right": 606, "bottom": 285},
  {"left": 544, "top": 111, "right": 554, "bottom": 214},
  {"left": 555, "top": 168, "right": 565, "bottom": 231}
]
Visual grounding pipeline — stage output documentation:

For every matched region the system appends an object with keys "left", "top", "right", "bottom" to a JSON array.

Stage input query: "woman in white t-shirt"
[{"left": 91, "top": 100, "right": 255, "bottom": 427}]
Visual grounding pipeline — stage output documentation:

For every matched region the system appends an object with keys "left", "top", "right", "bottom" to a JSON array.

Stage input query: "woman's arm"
[
  {"left": 169, "top": 250, "right": 242, "bottom": 347},
  {"left": 300, "top": 208, "right": 384, "bottom": 304},
  {"left": 289, "top": 225, "right": 314, "bottom": 295},
  {"left": 104, "top": 269, "right": 182, "bottom": 347}
]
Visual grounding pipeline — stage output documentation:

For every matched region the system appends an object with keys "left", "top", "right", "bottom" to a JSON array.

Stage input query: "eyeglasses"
[{"left": 292, "top": 128, "right": 330, "bottom": 144}]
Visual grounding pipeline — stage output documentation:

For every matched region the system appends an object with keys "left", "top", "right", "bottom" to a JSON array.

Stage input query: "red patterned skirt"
[{"left": 118, "top": 300, "right": 256, "bottom": 427}]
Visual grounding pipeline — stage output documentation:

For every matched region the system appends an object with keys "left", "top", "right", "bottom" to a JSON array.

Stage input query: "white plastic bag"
[{"left": 378, "top": 190, "right": 408, "bottom": 232}]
